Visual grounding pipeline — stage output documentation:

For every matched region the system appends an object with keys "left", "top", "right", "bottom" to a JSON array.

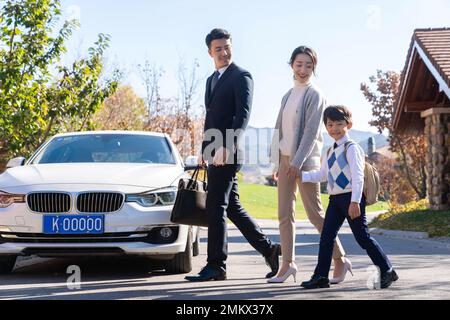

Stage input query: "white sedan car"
[{"left": 0, "top": 131, "right": 199, "bottom": 274}]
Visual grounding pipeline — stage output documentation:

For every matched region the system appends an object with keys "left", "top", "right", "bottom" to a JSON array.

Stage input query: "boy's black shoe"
[
  {"left": 380, "top": 269, "right": 399, "bottom": 289},
  {"left": 300, "top": 274, "right": 330, "bottom": 289}
]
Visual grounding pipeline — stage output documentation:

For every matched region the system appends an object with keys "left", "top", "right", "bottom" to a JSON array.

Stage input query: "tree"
[
  {"left": 376, "top": 157, "right": 418, "bottom": 204},
  {"left": 0, "top": 0, "right": 119, "bottom": 170},
  {"left": 361, "top": 70, "right": 427, "bottom": 201},
  {"left": 138, "top": 58, "right": 205, "bottom": 160},
  {"left": 137, "top": 59, "right": 163, "bottom": 117},
  {"left": 176, "top": 58, "right": 203, "bottom": 158},
  {"left": 93, "top": 85, "right": 146, "bottom": 130},
  {"left": 137, "top": 60, "right": 172, "bottom": 133}
]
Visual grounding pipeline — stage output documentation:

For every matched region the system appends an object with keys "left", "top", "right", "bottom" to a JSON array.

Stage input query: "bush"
[{"left": 370, "top": 199, "right": 450, "bottom": 237}]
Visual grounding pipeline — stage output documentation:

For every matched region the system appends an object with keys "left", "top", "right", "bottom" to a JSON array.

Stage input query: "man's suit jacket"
[{"left": 201, "top": 62, "right": 253, "bottom": 165}]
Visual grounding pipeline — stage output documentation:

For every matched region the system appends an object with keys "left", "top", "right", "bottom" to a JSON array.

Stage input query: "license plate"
[{"left": 43, "top": 215, "right": 104, "bottom": 234}]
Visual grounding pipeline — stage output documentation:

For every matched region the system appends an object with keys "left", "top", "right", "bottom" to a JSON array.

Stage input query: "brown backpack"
[{"left": 327, "top": 141, "right": 380, "bottom": 205}]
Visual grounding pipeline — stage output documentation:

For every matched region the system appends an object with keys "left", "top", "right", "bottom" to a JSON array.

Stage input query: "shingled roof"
[
  {"left": 415, "top": 28, "right": 450, "bottom": 88},
  {"left": 393, "top": 28, "right": 450, "bottom": 133}
]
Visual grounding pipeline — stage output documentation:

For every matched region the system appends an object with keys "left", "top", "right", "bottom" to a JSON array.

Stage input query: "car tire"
[
  {"left": 165, "top": 229, "right": 193, "bottom": 274},
  {"left": 0, "top": 256, "right": 17, "bottom": 274},
  {"left": 193, "top": 230, "right": 200, "bottom": 257}
]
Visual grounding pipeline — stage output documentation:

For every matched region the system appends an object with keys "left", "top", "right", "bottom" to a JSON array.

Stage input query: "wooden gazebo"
[{"left": 393, "top": 28, "right": 450, "bottom": 210}]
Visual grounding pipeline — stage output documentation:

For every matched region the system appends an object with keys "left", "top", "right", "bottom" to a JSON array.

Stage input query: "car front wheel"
[
  {"left": 164, "top": 229, "right": 193, "bottom": 274},
  {"left": 193, "top": 230, "right": 200, "bottom": 257}
]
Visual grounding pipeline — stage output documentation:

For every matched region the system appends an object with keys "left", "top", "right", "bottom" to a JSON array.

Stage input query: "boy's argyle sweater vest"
[{"left": 327, "top": 142, "right": 353, "bottom": 195}]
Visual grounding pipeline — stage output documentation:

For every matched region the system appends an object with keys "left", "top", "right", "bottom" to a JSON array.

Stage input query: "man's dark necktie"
[
  {"left": 210, "top": 71, "right": 219, "bottom": 92},
  {"left": 333, "top": 142, "right": 338, "bottom": 149}
]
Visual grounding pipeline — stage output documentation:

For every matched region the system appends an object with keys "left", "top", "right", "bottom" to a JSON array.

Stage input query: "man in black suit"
[{"left": 185, "top": 28, "right": 281, "bottom": 282}]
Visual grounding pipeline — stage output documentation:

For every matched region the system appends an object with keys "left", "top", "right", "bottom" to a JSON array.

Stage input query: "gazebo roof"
[{"left": 393, "top": 28, "right": 450, "bottom": 134}]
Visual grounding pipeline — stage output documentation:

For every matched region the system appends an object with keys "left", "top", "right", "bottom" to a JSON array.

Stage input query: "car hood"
[{"left": 0, "top": 163, "right": 184, "bottom": 193}]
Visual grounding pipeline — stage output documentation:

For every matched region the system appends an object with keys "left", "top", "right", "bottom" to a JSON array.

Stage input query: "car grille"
[
  {"left": 26, "top": 192, "right": 124, "bottom": 213},
  {"left": 27, "top": 192, "right": 71, "bottom": 213},
  {"left": 76, "top": 192, "right": 124, "bottom": 213}
]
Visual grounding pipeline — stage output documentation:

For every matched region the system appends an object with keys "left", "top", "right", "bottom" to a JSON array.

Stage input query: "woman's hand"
[
  {"left": 286, "top": 165, "right": 300, "bottom": 179},
  {"left": 272, "top": 171, "right": 279, "bottom": 182},
  {"left": 348, "top": 202, "right": 361, "bottom": 220}
]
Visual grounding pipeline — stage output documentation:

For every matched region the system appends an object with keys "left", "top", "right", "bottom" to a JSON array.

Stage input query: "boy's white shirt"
[{"left": 301, "top": 133, "right": 365, "bottom": 203}]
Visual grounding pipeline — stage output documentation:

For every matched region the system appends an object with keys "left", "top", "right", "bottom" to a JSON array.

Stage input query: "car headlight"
[
  {"left": 125, "top": 187, "right": 178, "bottom": 207},
  {"left": 0, "top": 190, "right": 25, "bottom": 208}
]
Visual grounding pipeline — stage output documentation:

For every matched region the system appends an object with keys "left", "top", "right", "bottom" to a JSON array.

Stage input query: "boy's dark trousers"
[{"left": 315, "top": 192, "right": 392, "bottom": 278}]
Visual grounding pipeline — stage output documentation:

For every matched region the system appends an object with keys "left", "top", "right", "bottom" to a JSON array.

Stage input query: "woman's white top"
[{"left": 279, "top": 79, "right": 311, "bottom": 156}]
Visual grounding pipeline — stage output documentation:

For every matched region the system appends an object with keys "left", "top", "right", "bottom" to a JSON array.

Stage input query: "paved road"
[{"left": 1, "top": 217, "right": 450, "bottom": 300}]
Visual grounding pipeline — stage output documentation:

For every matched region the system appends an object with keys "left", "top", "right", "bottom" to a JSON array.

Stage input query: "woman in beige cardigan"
[{"left": 268, "top": 46, "right": 351, "bottom": 283}]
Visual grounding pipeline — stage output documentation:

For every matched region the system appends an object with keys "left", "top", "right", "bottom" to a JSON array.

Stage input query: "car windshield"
[{"left": 30, "top": 134, "right": 176, "bottom": 165}]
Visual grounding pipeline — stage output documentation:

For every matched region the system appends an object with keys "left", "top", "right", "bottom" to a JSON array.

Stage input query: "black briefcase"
[{"left": 170, "top": 166, "right": 208, "bottom": 227}]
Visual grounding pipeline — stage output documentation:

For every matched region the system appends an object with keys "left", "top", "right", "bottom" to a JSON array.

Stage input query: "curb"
[{"left": 369, "top": 228, "right": 429, "bottom": 239}]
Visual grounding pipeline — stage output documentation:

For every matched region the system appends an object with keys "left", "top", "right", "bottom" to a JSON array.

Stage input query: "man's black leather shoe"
[
  {"left": 300, "top": 274, "right": 330, "bottom": 289},
  {"left": 185, "top": 265, "right": 227, "bottom": 282},
  {"left": 265, "top": 243, "right": 281, "bottom": 278},
  {"left": 380, "top": 269, "right": 399, "bottom": 289}
]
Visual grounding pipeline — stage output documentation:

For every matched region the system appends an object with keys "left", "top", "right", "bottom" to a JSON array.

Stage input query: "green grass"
[
  {"left": 238, "top": 181, "right": 388, "bottom": 220},
  {"left": 369, "top": 199, "right": 450, "bottom": 237}
]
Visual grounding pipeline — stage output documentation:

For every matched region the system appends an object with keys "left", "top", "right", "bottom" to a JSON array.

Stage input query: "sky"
[{"left": 59, "top": 0, "right": 450, "bottom": 132}]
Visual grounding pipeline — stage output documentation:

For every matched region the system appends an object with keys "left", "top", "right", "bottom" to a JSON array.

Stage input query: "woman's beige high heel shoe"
[
  {"left": 267, "top": 265, "right": 298, "bottom": 283},
  {"left": 330, "top": 257, "right": 353, "bottom": 284}
]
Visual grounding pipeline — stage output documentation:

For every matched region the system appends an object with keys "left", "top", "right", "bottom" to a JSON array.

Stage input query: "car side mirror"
[
  {"left": 6, "top": 157, "right": 26, "bottom": 168},
  {"left": 184, "top": 155, "right": 200, "bottom": 171},
  {"left": 184, "top": 155, "right": 198, "bottom": 166}
]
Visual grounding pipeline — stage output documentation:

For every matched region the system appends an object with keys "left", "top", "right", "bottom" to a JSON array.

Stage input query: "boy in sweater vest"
[{"left": 300, "top": 105, "right": 398, "bottom": 289}]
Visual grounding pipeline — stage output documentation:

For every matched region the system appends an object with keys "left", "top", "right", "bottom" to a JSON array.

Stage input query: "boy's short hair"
[
  {"left": 323, "top": 105, "right": 353, "bottom": 125},
  {"left": 205, "top": 28, "right": 232, "bottom": 49}
]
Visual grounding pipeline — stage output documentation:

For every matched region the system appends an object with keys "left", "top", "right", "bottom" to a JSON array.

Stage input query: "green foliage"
[
  {"left": 370, "top": 199, "right": 450, "bottom": 237},
  {"left": 0, "top": 0, "right": 119, "bottom": 166}
]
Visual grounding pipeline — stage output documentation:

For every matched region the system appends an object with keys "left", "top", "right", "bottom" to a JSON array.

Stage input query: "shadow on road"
[
  {"left": 1, "top": 228, "right": 450, "bottom": 300},
  {"left": 226, "top": 232, "right": 450, "bottom": 256}
]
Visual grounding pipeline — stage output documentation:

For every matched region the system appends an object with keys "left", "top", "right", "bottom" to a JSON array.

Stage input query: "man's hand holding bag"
[{"left": 170, "top": 166, "right": 208, "bottom": 227}]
